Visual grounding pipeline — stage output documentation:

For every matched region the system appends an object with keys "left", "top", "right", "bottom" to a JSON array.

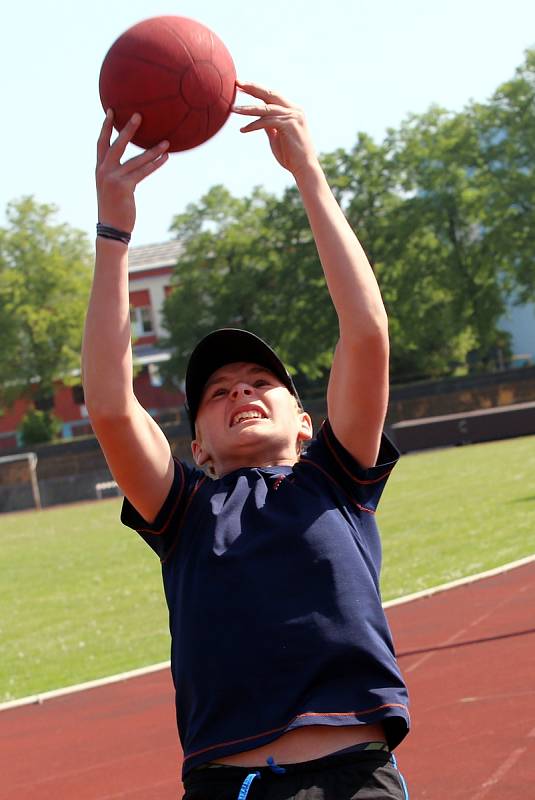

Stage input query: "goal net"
[{"left": 0, "top": 452, "right": 42, "bottom": 512}]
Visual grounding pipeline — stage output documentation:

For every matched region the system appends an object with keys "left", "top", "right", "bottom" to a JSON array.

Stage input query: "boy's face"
[{"left": 191, "top": 361, "right": 312, "bottom": 476}]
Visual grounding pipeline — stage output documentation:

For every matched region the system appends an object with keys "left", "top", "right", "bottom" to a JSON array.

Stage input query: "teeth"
[{"left": 232, "top": 410, "right": 264, "bottom": 426}]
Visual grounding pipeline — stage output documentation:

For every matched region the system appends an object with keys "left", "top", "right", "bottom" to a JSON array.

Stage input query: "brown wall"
[
  {"left": 387, "top": 366, "right": 535, "bottom": 424},
  {"left": 2, "top": 367, "right": 534, "bottom": 511}
]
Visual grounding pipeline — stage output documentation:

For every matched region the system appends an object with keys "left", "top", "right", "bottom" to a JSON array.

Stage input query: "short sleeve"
[
  {"left": 121, "top": 458, "right": 203, "bottom": 560},
  {"left": 302, "top": 419, "right": 399, "bottom": 513}
]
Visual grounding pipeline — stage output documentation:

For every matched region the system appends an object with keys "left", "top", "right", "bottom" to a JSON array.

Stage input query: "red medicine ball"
[{"left": 99, "top": 16, "right": 237, "bottom": 152}]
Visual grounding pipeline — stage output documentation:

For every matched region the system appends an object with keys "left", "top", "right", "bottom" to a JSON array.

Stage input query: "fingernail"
[
  {"left": 131, "top": 113, "right": 141, "bottom": 124},
  {"left": 106, "top": 108, "right": 113, "bottom": 119}
]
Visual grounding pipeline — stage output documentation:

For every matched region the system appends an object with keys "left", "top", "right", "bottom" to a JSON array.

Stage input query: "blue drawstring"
[
  {"left": 236, "top": 771, "right": 260, "bottom": 800},
  {"left": 390, "top": 753, "right": 410, "bottom": 799},
  {"left": 266, "top": 755, "right": 286, "bottom": 774},
  {"left": 235, "top": 756, "right": 286, "bottom": 800}
]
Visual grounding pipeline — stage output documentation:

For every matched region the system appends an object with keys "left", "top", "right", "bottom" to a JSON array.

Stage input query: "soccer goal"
[{"left": 0, "top": 452, "right": 42, "bottom": 511}]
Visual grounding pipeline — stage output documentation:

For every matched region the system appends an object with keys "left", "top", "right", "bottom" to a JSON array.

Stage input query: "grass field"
[{"left": 1, "top": 435, "right": 534, "bottom": 703}]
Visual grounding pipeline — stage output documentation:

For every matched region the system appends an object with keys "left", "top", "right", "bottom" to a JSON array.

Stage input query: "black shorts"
[{"left": 183, "top": 749, "right": 409, "bottom": 800}]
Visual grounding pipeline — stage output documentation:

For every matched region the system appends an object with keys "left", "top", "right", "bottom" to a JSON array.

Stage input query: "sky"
[{"left": 3, "top": 0, "right": 535, "bottom": 247}]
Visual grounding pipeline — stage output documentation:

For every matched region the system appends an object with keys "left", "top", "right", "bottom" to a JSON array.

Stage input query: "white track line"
[
  {"left": 0, "top": 661, "right": 170, "bottom": 712},
  {"left": 471, "top": 746, "right": 527, "bottom": 800},
  {"left": 2, "top": 553, "right": 534, "bottom": 713},
  {"left": 383, "top": 553, "right": 535, "bottom": 608}
]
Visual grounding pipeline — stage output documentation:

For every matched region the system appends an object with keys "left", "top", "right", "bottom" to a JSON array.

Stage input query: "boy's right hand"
[{"left": 95, "top": 110, "right": 169, "bottom": 233}]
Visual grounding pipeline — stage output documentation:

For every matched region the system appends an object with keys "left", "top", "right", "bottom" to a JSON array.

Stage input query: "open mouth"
[{"left": 230, "top": 409, "right": 268, "bottom": 427}]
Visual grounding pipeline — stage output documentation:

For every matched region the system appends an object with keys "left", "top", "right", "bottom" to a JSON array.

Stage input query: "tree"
[
  {"left": 18, "top": 408, "right": 62, "bottom": 446},
  {"left": 160, "top": 184, "right": 337, "bottom": 387},
  {"left": 160, "top": 120, "right": 509, "bottom": 388},
  {"left": 380, "top": 106, "right": 513, "bottom": 377},
  {"left": 474, "top": 48, "right": 535, "bottom": 305},
  {"left": 0, "top": 197, "right": 93, "bottom": 419},
  {"left": 317, "top": 126, "right": 499, "bottom": 381},
  {"left": 160, "top": 51, "right": 535, "bottom": 387}
]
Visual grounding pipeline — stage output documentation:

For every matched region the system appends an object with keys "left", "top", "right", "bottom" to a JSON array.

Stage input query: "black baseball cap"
[{"left": 185, "top": 328, "right": 302, "bottom": 437}]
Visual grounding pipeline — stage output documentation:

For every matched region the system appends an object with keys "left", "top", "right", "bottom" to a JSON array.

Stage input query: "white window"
[{"left": 130, "top": 306, "right": 154, "bottom": 337}]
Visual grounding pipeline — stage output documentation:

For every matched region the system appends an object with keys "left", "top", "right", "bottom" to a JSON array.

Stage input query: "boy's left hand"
[{"left": 233, "top": 81, "right": 319, "bottom": 179}]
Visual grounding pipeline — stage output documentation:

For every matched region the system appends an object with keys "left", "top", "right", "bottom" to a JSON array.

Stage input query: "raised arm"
[
  {"left": 233, "top": 83, "right": 389, "bottom": 468},
  {"left": 82, "top": 112, "right": 174, "bottom": 522}
]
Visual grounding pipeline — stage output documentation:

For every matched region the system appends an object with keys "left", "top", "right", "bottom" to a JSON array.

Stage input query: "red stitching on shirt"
[
  {"left": 183, "top": 704, "right": 410, "bottom": 762},
  {"left": 322, "top": 421, "right": 393, "bottom": 486},
  {"left": 272, "top": 475, "right": 286, "bottom": 491},
  {"left": 184, "top": 724, "right": 290, "bottom": 760},
  {"left": 300, "top": 458, "right": 375, "bottom": 515},
  {"left": 294, "top": 705, "right": 408, "bottom": 719}
]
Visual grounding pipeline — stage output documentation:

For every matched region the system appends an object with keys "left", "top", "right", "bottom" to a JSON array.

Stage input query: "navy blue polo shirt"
[{"left": 121, "top": 419, "right": 409, "bottom": 775}]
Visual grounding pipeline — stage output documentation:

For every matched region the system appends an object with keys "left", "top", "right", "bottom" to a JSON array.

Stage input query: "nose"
[{"left": 230, "top": 382, "right": 253, "bottom": 400}]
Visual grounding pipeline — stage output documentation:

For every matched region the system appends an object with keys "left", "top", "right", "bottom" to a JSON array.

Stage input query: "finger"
[
  {"left": 121, "top": 139, "right": 170, "bottom": 175},
  {"left": 107, "top": 113, "right": 143, "bottom": 162},
  {"left": 235, "top": 80, "right": 291, "bottom": 108},
  {"left": 239, "top": 113, "right": 293, "bottom": 134},
  {"left": 132, "top": 151, "right": 169, "bottom": 183},
  {"left": 232, "top": 102, "right": 288, "bottom": 117},
  {"left": 96, "top": 109, "right": 114, "bottom": 165}
]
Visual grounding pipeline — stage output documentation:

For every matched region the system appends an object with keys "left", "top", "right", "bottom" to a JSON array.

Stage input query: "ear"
[
  {"left": 191, "top": 436, "right": 210, "bottom": 468},
  {"left": 297, "top": 411, "right": 313, "bottom": 444}
]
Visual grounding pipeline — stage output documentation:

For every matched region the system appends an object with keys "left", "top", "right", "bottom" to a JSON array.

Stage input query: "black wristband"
[{"left": 96, "top": 223, "right": 131, "bottom": 245}]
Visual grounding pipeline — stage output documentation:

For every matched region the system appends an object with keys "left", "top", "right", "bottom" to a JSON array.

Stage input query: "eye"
[
  {"left": 211, "top": 387, "right": 228, "bottom": 399},
  {"left": 254, "top": 379, "right": 270, "bottom": 388}
]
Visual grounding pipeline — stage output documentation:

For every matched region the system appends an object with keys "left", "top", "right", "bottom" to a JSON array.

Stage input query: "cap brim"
[{"left": 185, "top": 329, "right": 300, "bottom": 437}]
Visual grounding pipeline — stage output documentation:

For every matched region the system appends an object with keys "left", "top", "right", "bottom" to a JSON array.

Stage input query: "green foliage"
[
  {"left": 473, "top": 49, "right": 535, "bottom": 306},
  {"left": 382, "top": 106, "right": 510, "bottom": 378},
  {"left": 0, "top": 197, "right": 93, "bottom": 407},
  {"left": 18, "top": 408, "right": 61, "bottom": 445},
  {"left": 160, "top": 50, "right": 535, "bottom": 385},
  {"left": 161, "top": 185, "right": 336, "bottom": 385}
]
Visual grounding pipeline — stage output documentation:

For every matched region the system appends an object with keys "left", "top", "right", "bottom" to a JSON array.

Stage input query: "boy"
[{"left": 83, "top": 81, "right": 410, "bottom": 799}]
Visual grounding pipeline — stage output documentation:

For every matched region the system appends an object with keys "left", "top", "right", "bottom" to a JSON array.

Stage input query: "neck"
[{"left": 215, "top": 451, "right": 299, "bottom": 477}]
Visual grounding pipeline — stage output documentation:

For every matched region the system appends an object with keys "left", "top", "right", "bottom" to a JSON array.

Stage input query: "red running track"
[{"left": 1, "top": 559, "right": 534, "bottom": 799}]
